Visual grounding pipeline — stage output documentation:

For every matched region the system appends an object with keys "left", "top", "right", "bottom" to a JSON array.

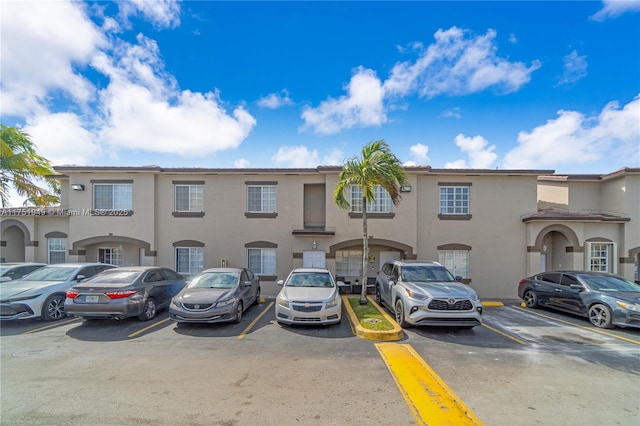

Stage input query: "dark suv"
[{"left": 375, "top": 260, "right": 483, "bottom": 328}]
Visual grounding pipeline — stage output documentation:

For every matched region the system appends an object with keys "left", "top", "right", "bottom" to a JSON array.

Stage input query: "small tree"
[
  {"left": 333, "top": 140, "right": 409, "bottom": 304},
  {"left": 0, "top": 125, "right": 60, "bottom": 207}
]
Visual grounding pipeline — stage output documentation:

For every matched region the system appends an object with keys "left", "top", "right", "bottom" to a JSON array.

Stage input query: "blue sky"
[{"left": 2, "top": 0, "right": 639, "bottom": 179}]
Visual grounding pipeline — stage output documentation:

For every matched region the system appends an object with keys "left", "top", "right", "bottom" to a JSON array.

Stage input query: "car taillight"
[
  {"left": 518, "top": 279, "right": 526, "bottom": 286},
  {"left": 105, "top": 290, "right": 137, "bottom": 299},
  {"left": 66, "top": 289, "right": 79, "bottom": 299}
]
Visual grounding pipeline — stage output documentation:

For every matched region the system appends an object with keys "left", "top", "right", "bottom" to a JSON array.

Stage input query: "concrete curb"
[{"left": 342, "top": 295, "right": 404, "bottom": 341}]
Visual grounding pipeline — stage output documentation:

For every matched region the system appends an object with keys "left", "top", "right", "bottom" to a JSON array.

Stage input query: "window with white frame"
[
  {"left": 438, "top": 250, "right": 470, "bottom": 279},
  {"left": 247, "top": 185, "right": 276, "bottom": 213},
  {"left": 247, "top": 248, "right": 276, "bottom": 275},
  {"left": 439, "top": 186, "right": 470, "bottom": 215},
  {"left": 48, "top": 238, "right": 66, "bottom": 264},
  {"left": 335, "top": 250, "right": 363, "bottom": 276},
  {"left": 586, "top": 242, "right": 617, "bottom": 273},
  {"left": 98, "top": 247, "right": 124, "bottom": 266},
  {"left": 175, "top": 185, "right": 203, "bottom": 212},
  {"left": 94, "top": 184, "right": 132, "bottom": 210},
  {"left": 350, "top": 185, "right": 393, "bottom": 213},
  {"left": 176, "top": 247, "right": 204, "bottom": 275}
]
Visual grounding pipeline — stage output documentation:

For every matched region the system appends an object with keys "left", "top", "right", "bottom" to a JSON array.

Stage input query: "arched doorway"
[
  {"left": 534, "top": 225, "right": 580, "bottom": 272},
  {"left": 0, "top": 220, "right": 30, "bottom": 262}
]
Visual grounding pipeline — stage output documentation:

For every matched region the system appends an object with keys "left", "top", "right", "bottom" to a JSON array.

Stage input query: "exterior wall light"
[
  {"left": 400, "top": 186, "right": 412, "bottom": 192},
  {"left": 71, "top": 184, "right": 85, "bottom": 191},
  {"left": 312, "top": 240, "right": 318, "bottom": 250}
]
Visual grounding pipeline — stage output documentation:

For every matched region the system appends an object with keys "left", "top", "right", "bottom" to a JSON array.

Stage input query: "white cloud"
[
  {"left": 257, "top": 90, "right": 294, "bottom": 109},
  {"left": 384, "top": 27, "right": 541, "bottom": 99},
  {"left": 301, "top": 67, "right": 386, "bottom": 135},
  {"left": 409, "top": 143, "right": 430, "bottom": 164},
  {"left": 0, "top": 0, "right": 105, "bottom": 117},
  {"left": 591, "top": 0, "right": 640, "bottom": 21},
  {"left": 118, "top": 0, "right": 181, "bottom": 29},
  {"left": 234, "top": 158, "right": 250, "bottom": 168},
  {"left": 322, "top": 149, "right": 345, "bottom": 166},
  {"left": 445, "top": 134, "right": 497, "bottom": 168},
  {"left": 441, "top": 107, "right": 462, "bottom": 119},
  {"left": 272, "top": 146, "right": 319, "bottom": 167},
  {"left": 557, "top": 50, "right": 588, "bottom": 86},
  {"left": 502, "top": 95, "right": 640, "bottom": 169},
  {"left": 23, "top": 113, "right": 101, "bottom": 166}
]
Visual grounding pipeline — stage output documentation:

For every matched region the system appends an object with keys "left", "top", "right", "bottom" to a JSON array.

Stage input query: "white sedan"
[{"left": 275, "top": 268, "right": 343, "bottom": 325}]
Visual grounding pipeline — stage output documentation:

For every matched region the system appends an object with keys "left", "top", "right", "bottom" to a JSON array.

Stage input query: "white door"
[{"left": 303, "top": 250, "right": 326, "bottom": 268}]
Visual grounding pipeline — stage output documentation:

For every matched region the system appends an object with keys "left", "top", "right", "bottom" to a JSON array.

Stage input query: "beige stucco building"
[{"left": 1, "top": 166, "right": 638, "bottom": 299}]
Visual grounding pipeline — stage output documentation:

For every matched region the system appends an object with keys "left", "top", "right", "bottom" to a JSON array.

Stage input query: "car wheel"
[
  {"left": 253, "top": 288, "right": 261, "bottom": 306},
  {"left": 523, "top": 290, "right": 538, "bottom": 308},
  {"left": 138, "top": 298, "right": 157, "bottom": 321},
  {"left": 375, "top": 286, "right": 382, "bottom": 305},
  {"left": 394, "top": 298, "right": 408, "bottom": 328},
  {"left": 42, "top": 294, "right": 66, "bottom": 321},
  {"left": 589, "top": 303, "right": 614, "bottom": 329},
  {"left": 232, "top": 302, "right": 244, "bottom": 324}
]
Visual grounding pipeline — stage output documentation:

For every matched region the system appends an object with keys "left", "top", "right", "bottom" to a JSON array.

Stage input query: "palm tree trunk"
[{"left": 360, "top": 197, "right": 368, "bottom": 305}]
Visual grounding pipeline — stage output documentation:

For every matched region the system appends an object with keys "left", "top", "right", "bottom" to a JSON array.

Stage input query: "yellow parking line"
[
  {"left": 481, "top": 323, "right": 528, "bottom": 345},
  {"left": 128, "top": 317, "right": 171, "bottom": 338},
  {"left": 238, "top": 301, "right": 274, "bottom": 340},
  {"left": 21, "top": 318, "right": 81, "bottom": 334},
  {"left": 512, "top": 306, "right": 640, "bottom": 345},
  {"left": 376, "top": 342, "right": 483, "bottom": 426}
]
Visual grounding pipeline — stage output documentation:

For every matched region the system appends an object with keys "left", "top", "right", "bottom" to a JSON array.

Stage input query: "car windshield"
[
  {"left": 286, "top": 272, "right": 334, "bottom": 288},
  {"left": 578, "top": 274, "right": 640, "bottom": 292},
  {"left": 188, "top": 272, "right": 239, "bottom": 289},
  {"left": 20, "top": 266, "right": 77, "bottom": 281},
  {"left": 84, "top": 270, "right": 140, "bottom": 284},
  {"left": 401, "top": 266, "right": 455, "bottom": 282}
]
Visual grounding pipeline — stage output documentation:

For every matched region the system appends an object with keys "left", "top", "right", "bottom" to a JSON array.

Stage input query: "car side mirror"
[
  {"left": 75, "top": 275, "right": 86, "bottom": 281},
  {"left": 0, "top": 276, "right": 11, "bottom": 282},
  {"left": 569, "top": 284, "right": 584, "bottom": 291},
  {"left": 243, "top": 280, "right": 252, "bottom": 287},
  {"left": 337, "top": 281, "right": 345, "bottom": 287},
  {"left": 455, "top": 276, "right": 464, "bottom": 283},
  {"left": 389, "top": 279, "right": 396, "bottom": 286},
  {"left": 276, "top": 279, "right": 284, "bottom": 286}
]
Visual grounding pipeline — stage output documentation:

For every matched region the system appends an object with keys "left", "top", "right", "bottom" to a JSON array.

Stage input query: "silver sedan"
[{"left": 169, "top": 268, "right": 260, "bottom": 324}]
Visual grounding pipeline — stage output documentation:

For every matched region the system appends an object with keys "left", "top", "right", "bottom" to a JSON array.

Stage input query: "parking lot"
[{"left": 1, "top": 299, "right": 638, "bottom": 425}]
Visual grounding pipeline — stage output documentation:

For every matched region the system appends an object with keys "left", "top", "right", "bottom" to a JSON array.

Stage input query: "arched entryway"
[
  {"left": 534, "top": 225, "right": 580, "bottom": 272},
  {"left": 0, "top": 219, "right": 30, "bottom": 262}
]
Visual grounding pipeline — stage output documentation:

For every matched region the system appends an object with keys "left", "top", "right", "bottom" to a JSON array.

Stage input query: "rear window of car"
[{"left": 85, "top": 270, "right": 141, "bottom": 284}]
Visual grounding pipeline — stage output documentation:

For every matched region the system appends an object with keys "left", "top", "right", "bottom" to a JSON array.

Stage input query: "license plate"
[{"left": 86, "top": 295, "right": 99, "bottom": 303}]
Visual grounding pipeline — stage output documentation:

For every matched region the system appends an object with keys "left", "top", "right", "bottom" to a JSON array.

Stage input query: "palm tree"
[
  {"left": 0, "top": 125, "right": 60, "bottom": 207},
  {"left": 333, "top": 140, "right": 409, "bottom": 304}
]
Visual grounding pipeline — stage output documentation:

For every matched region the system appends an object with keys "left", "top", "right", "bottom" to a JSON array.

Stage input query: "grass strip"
[{"left": 347, "top": 297, "right": 395, "bottom": 331}]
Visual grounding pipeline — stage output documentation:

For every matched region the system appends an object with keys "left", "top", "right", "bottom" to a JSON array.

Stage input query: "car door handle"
[{"left": 555, "top": 289, "right": 563, "bottom": 292}]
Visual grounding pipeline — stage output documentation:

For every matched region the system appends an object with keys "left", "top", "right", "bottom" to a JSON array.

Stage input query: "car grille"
[
  {"left": 293, "top": 317, "right": 321, "bottom": 322},
  {"left": 292, "top": 304, "right": 322, "bottom": 312},
  {"left": 428, "top": 299, "right": 473, "bottom": 311},
  {"left": 182, "top": 303, "right": 214, "bottom": 311}
]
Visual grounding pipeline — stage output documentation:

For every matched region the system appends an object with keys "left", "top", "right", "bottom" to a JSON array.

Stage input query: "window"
[
  {"left": 48, "top": 238, "right": 66, "bottom": 264},
  {"left": 586, "top": 242, "right": 617, "bottom": 273},
  {"left": 94, "top": 184, "right": 132, "bottom": 210},
  {"left": 350, "top": 185, "right": 393, "bottom": 213},
  {"left": 247, "top": 248, "right": 276, "bottom": 275},
  {"left": 336, "top": 250, "right": 363, "bottom": 276},
  {"left": 439, "top": 186, "right": 469, "bottom": 215},
  {"left": 176, "top": 247, "right": 204, "bottom": 275},
  {"left": 175, "top": 185, "right": 203, "bottom": 212},
  {"left": 98, "top": 247, "right": 124, "bottom": 266},
  {"left": 438, "top": 250, "right": 469, "bottom": 279},
  {"left": 247, "top": 185, "right": 276, "bottom": 213}
]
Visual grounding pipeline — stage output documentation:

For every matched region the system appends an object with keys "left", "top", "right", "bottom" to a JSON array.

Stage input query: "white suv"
[{"left": 375, "top": 260, "right": 482, "bottom": 328}]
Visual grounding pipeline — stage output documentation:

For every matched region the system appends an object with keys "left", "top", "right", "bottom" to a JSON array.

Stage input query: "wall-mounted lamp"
[
  {"left": 71, "top": 184, "right": 85, "bottom": 191},
  {"left": 400, "top": 185, "right": 412, "bottom": 192},
  {"left": 311, "top": 240, "right": 318, "bottom": 250}
]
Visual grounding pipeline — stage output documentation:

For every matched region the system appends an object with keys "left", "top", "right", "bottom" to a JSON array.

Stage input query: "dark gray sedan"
[
  {"left": 65, "top": 266, "right": 186, "bottom": 321},
  {"left": 518, "top": 270, "right": 640, "bottom": 329},
  {"left": 169, "top": 268, "right": 260, "bottom": 324}
]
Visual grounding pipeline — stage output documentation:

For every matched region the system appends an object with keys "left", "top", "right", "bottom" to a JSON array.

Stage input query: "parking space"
[{"left": 1, "top": 299, "right": 638, "bottom": 425}]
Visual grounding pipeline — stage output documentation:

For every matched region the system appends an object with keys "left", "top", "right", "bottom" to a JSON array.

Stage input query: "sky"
[{"left": 1, "top": 0, "right": 639, "bottom": 187}]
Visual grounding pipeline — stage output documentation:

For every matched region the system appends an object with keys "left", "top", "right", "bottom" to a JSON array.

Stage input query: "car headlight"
[
  {"left": 616, "top": 301, "right": 640, "bottom": 312},
  {"left": 170, "top": 298, "right": 180, "bottom": 308},
  {"left": 277, "top": 294, "right": 289, "bottom": 308},
  {"left": 405, "top": 289, "right": 427, "bottom": 300},
  {"left": 9, "top": 294, "right": 41, "bottom": 302},
  {"left": 216, "top": 297, "right": 236, "bottom": 308},
  {"left": 326, "top": 293, "right": 340, "bottom": 308}
]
